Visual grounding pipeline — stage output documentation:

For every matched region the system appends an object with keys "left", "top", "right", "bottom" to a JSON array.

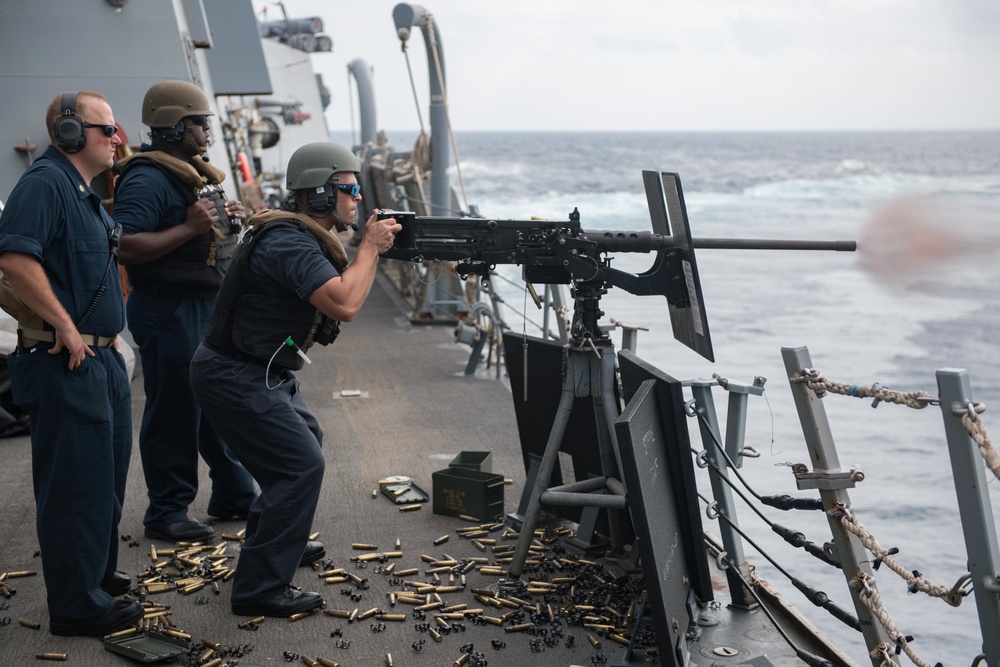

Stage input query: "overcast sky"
[{"left": 252, "top": 0, "right": 1000, "bottom": 133}]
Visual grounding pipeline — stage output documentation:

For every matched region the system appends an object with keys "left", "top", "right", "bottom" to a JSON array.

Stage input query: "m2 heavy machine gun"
[
  {"left": 382, "top": 171, "right": 854, "bottom": 363},
  {"left": 382, "top": 171, "right": 856, "bottom": 666}
]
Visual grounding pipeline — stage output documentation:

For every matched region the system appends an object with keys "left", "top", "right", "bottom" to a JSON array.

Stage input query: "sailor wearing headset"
[{"left": 190, "top": 142, "right": 399, "bottom": 618}]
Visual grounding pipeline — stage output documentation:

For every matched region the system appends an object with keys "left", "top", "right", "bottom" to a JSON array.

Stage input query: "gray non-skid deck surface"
[{"left": 0, "top": 274, "right": 627, "bottom": 667}]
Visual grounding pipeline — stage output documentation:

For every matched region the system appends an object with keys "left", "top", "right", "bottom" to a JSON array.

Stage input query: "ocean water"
[{"left": 342, "top": 129, "right": 1000, "bottom": 663}]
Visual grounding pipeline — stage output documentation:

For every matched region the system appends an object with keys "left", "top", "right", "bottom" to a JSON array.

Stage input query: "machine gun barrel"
[
  {"left": 693, "top": 237, "right": 856, "bottom": 252},
  {"left": 584, "top": 230, "right": 857, "bottom": 253}
]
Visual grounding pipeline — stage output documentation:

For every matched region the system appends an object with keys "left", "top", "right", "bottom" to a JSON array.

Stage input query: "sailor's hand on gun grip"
[{"left": 362, "top": 210, "right": 401, "bottom": 255}]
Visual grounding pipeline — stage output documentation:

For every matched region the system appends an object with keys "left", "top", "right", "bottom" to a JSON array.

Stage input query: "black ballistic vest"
[
  {"left": 204, "top": 221, "right": 338, "bottom": 370},
  {"left": 118, "top": 159, "right": 239, "bottom": 289}
]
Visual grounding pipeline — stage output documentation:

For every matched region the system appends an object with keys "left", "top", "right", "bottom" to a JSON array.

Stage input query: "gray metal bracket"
[{"left": 936, "top": 369, "right": 1000, "bottom": 666}]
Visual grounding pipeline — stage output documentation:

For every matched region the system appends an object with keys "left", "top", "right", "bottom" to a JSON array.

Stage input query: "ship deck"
[{"left": 0, "top": 270, "right": 849, "bottom": 666}]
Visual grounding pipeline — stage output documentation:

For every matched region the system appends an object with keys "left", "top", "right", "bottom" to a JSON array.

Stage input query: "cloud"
[{"left": 251, "top": 0, "right": 1000, "bottom": 132}]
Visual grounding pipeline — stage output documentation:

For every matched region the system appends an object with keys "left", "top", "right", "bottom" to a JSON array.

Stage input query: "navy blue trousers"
[
  {"left": 190, "top": 344, "right": 325, "bottom": 604},
  {"left": 127, "top": 295, "right": 256, "bottom": 526},
  {"left": 7, "top": 346, "right": 130, "bottom": 617}
]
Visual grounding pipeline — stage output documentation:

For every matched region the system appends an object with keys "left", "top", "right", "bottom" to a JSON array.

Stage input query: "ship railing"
[
  {"left": 782, "top": 347, "right": 1000, "bottom": 666},
  {"left": 684, "top": 346, "right": 1000, "bottom": 667}
]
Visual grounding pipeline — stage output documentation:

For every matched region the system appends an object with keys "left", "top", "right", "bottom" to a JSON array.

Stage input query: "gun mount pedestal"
[{"left": 498, "top": 284, "right": 630, "bottom": 593}]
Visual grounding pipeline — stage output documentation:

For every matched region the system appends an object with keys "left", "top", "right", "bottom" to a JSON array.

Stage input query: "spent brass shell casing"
[
  {"left": 438, "top": 612, "right": 465, "bottom": 620},
  {"left": 34, "top": 653, "right": 68, "bottom": 661},
  {"left": 587, "top": 633, "right": 602, "bottom": 649},
  {"left": 357, "top": 607, "right": 379, "bottom": 621},
  {"left": 239, "top": 616, "right": 266, "bottom": 627},
  {"left": 394, "top": 567, "right": 418, "bottom": 577},
  {"left": 105, "top": 627, "right": 140, "bottom": 639},
  {"left": 383, "top": 563, "right": 395, "bottom": 575},
  {"left": 323, "top": 608, "right": 353, "bottom": 618},
  {"left": 288, "top": 610, "right": 314, "bottom": 622},
  {"left": 415, "top": 601, "right": 441, "bottom": 611},
  {"left": 398, "top": 504, "right": 421, "bottom": 512},
  {"left": 347, "top": 608, "right": 359, "bottom": 623},
  {"left": 4, "top": 570, "right": 37, "bottom": 579},
  {"left": 201, "top": 659, "right": 223, "bottom": 667},
  {"left": 204, "top": 639, "right": 222, "bottom": 651},
  {"left": 433, "top": 534, "right": 449, "bottom": 545},
  {"left": 609, "top": 633, "right": 630, "bottom": 647},
  {"left": 441, "top": 603, "right": 467, "bottom": 612},
  {"left": 377, "top": 613, "right": 406, "bottom": 622},
  {"left": 18, "top": 617, "right": 41, "bottom": 629},
  {"left": 454, "top": 653, "right": 471, "bottom": 667},
  {"left": 371, "top": 488, "right": 378, "bottom": 498},
  {"left": 352, "top": 543, "right": 378, "bottom": 550},
  {"left": 394, "top": 537, "right": 401, "bottom": 549},
  {"left": 317, "top": 659, "right": 340, "bottom": 667},
  {"left": 505, "top": 622, "right": 535, "bottom": 633},
  {"left": 385, "top": 653, "right": 393, "bottom": 667},
  {"left": 428, "top": 627, "right": 442, "bottom": 642},
  {"left": 199, "top": 647, "right": 216, "bottom": 661},
  {"left": 458, "top": 514, "right": 480, "bottom": 522},
  {"left": 324, "top": 576, "right": 348, "bottom": 584},
  {"left": 161, "top": 628, "right": 191, "bottom": 639},
  {"left": 381, "top": 551, "right": 403, "bottom": 558},
  {"left": 302, "top": 657, "right": 320, "bottom": 667},
  {"left": 318, "top": 568, "right": 346, "bottom": 578}
]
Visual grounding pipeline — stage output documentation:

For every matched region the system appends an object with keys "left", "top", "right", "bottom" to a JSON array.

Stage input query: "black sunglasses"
[
  {"left": 83, "top": 123, "right": 117, "bottom": 138},
  {"left": 337, "top": 183, "right": 361, "bottom": 197},
  {"left": 184, "top": 115, "right": 209, "bottom": 126}
]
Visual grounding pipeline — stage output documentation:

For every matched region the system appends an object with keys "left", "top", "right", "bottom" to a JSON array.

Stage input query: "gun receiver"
[{"left": 380, "top": 171, "right": 856, "bottom": 362}]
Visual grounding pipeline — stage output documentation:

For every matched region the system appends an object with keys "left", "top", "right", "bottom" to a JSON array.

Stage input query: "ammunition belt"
[{"left": 18, "top": 327, "right": 118, "bottom": 349}]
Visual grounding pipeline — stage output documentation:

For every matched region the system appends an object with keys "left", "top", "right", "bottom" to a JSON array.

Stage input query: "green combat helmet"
[{"left": 286, "top": 142, "right": 360, "bottom": 190}]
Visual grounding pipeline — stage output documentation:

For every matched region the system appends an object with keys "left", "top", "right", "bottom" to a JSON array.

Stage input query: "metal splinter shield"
[{"left": 641, "top": 170, "right": 714, "bottom": 362}]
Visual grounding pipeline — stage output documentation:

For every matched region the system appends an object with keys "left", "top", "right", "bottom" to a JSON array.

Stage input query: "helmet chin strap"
[{"left": 182, "top": 131, "right": 207, "bottom": 157}]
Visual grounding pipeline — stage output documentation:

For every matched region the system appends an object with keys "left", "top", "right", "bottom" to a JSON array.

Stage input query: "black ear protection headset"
[
  {"left": 305, "top": 184, "right": 336, "bottom": 213},
  {"left": 152, "top": 120, "right": 186, "bottom": 143},
  {"left": 53, "top": 92, "right": 86, "bottom": 153}
]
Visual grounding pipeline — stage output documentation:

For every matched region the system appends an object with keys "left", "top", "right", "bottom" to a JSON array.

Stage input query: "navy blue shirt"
[
  {"left": 113, "top": 150, "right": 188, "bottom": 235},
  {"left": 0, "top": 146, "right": 125, "bottom": 337},
  {"left": 247, "top": 223, "right": 339, "bottom": 302}
]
